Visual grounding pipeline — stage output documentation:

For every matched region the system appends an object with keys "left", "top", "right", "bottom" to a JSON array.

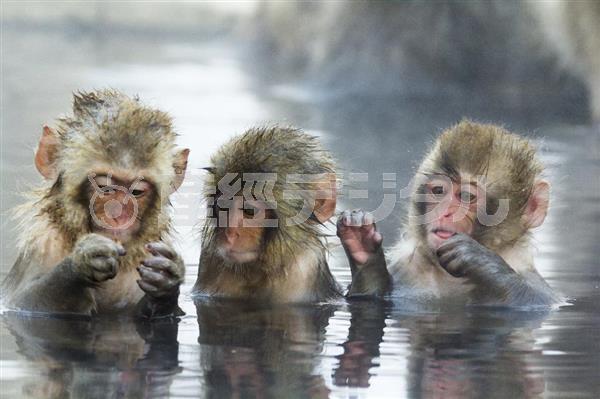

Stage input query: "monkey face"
[
  {"left": 86, "top": 173, "right": 155, "bottom": 243},
  {"left": 213, "top": 197, "right": 271, "bottom": 265},
  {"left": 421, "top": 176, "right": 481, "bottom": 250}
]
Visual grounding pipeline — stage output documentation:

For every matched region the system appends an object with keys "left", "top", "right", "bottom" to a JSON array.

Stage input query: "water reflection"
[
  {"left": 190, "top": 299, "right": 559, "bottom": 398},
  {"left": 332, "top": 300, "right": 387, "bottom": 388},
  {"left": 397, "top": 310, "right": 548, "bottom": 398},
  {"left": 1, "top": 5, "right": 599, "bottom": 398},
  {"left": 195, "top": 299, "right": 333, "bottom": 398},
  {"left": 2, "top": 315, "right": 182, "bottom": 398}
]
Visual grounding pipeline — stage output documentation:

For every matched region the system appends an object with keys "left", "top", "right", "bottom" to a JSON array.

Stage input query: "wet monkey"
[
  {"left": 2, "top": 90, "right": 190, "bottom": 318},
  {"left": 338, "top": 120, "right": 559, "bottom": 306},
  {"left": 193, "top": 127, "right": 341, "bottom": 302}
]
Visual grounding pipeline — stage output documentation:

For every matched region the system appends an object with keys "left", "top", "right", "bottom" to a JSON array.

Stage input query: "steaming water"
[{"left": 1, "top": 26, "right": 599, "bottom": 398}]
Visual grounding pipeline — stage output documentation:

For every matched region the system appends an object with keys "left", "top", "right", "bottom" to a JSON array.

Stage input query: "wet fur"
[
  {"left": 2, "top": 90, "right": 182, "bottom": 315},
  {"left": 193, "top": 126, "right": 342, "bottom": 302},
  {"left": 389, "top": 120, "right": 558, "bottom": 306}
]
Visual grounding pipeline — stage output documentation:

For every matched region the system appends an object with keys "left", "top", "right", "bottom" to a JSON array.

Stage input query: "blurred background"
[{"left": 1, "top": 1, "right": 599, "bottom": 398}]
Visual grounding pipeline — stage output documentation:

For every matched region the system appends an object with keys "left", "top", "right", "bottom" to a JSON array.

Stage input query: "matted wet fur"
[
  {"left": 194, "top": 126, "right": 341, "bottom": 302},
  {"left": 2, "top": 89, "right": 188, "bottom": 315}
]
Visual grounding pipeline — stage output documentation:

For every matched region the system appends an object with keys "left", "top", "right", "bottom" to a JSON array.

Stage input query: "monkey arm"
[
  {"left": 135, "top": 242, "right": 185, "bottom": 319},
  {"left": 437, "top": 234, "right": 558, "bottom": 307},
  {"left": 346, "top": 247, "right": 392, "bottom": 298},
  {"left": 7, "top": 257, "right": 97, "bottom": 315},
  {"left": 5, "top": 234, "right": 127, "bottom": 316},
  {"left": 472, "top": 267, "right": 559, "bottom": 307},
  {"left": 338, "top": 210, "right": 392, "bottom": 298}
]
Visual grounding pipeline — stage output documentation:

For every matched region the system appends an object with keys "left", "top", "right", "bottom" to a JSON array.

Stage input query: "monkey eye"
[
  {"left": 243, "top": 206, "right": 257, "bottom": 218},
  {"left": 459, "top": 190, "right": 477, "bottom": 203},
  {"left": 129, "top": 180, "right": 151, "bottom": 198},
  {"left": 97, "top": 185, "right": 115, "bottom": 195},
  {"left": 131, "top": 189, "right": 146, "bottom": 197},
  {"left": 430, "top": 185, "right": 445, "bottom": 196}
]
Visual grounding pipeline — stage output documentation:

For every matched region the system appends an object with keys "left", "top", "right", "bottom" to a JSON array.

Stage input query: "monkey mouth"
[
  {"left": 431, "top": 228, "right": 456, "bottom": 240},
  {"left": 217, "top": 247, "right": 259, "bottom": 264}
]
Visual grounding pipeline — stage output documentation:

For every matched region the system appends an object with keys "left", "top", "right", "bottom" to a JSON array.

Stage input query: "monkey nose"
[
  {"left": 104, "top": 200, "right": 123, "bottom": 219},
  {"left": 224, "top": 228, "right": 240, "bottom": 244},
  {"left": 442, "top": 203, "right": 461, "bottom": 218},
  {"left": 442, "top": 210, "right": 455, "bottom": 219}
]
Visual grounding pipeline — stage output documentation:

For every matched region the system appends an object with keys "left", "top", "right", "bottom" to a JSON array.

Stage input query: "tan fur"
[
  {"left": 3, "top": 90, "right": 184, "bottom": 312},
  {"left": 408, "top": 120, "right": 544, "bottom": 253},
  {"left": 195, "top": 126, "right": 341, "bottom": 302},
  {"left": 390, "top": 120, "right": 548, "bottom": 299},
  {"left": 199, "top": 248, "right": 323, "bottom": 302}
]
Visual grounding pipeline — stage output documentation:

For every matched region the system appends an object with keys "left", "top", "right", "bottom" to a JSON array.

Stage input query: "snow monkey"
[
  {"left": 2, "top": 90, "right": 190, "bottom": 318},
  {"left": 192, "top": 127, "right": 341, "bottom": 302},
  {"left": 338, "top": 120, "right": 559, "bottom": 307}
]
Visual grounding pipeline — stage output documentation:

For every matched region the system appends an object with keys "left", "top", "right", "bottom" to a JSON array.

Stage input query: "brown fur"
[
  {"left": 339, "top": 120, "right": 556, "bottom": 306},
  {"left": 384, "top": 120, "right": 555, "bottom": 304},
  {"left": 194, "top": 126, "right": 341, "bottom": 302},
  {"left": 409, "top": 120, "right": 543, "bottom": 254},
  {"left": 3, "top": 90, "right": 185, "bottom": 313}
]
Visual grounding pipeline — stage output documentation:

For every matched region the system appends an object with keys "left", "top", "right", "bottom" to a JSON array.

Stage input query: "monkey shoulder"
[
  {"left": 386, "top": 238, "right": 416, "bottom": 278},
  {"left": 2, "top": 238, "right": 69, "bottom": 298},
  {"left": 496, "top": 243, "right": 537, "bottom": 275},
  {"left": 274, "top": 249, "right": 341, "bottom": 302},
  {"left": 15, "top": 201, "right": 70, "bottom": 259},
  {"left": 314, "top": 256, "right": 343, "bottom": 301},
  {"left": 386, "top": 240, "right": 472, "bottom": 300}
]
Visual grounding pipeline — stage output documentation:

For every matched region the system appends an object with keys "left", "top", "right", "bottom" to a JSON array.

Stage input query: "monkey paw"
[
  {"left": 436, "top": 234, "right": 513, "bottom": 281},
  {"left": 71, "top": 233, "right": 126, "bottom": 284},
  {"left": 137, "top": 242, "right": 185, "bottom": 299},
  {"left": 337, "top": 209, "right": 383, "bottom": 266}
]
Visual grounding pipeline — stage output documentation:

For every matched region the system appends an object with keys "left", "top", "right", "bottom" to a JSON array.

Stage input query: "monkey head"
[
  {"left": 409, "top": 120, "right": 549, "bottom": 255},
  {"left": 201, "top": 127, "right": 337, "bottom": 275},
  {"left": 33, "top": 90, "right": 189, "bottom": 246}
]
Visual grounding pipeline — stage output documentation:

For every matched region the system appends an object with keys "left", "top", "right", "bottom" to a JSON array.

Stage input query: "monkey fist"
[
  {"left": 137, "top": 242, "right": 185, "bottom": 299},
  {"left": 70, "top": 233, "right": 126, "bottom": 284},
  {"left": 436, "top": 234, "right": 515, "bottom": 283},
  {"left": 337, "top": 209, "right": 383, "bottom": 266}
]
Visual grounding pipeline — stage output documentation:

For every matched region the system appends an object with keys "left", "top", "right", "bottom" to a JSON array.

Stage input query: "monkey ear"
[
  {"left": 171, "top": 148, "right": 190, "bottom": 193},
  {"left": 523, "top": 180, "right": 550, "bottom": 229},
  {"left": 312, "top": 176, "right": 337, "bottom": 224},
  {"left": 34, "top": 125, "right": 60, "bottom": 180}
]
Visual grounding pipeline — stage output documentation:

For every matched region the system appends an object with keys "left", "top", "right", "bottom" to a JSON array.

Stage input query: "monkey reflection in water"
[
  {"left": 3, "top": 315, "right": 182, "bottom": 398},
  {"left": 339, "top": 120, "right": 560, "bottom": 307},
  {"left": 330, "top": 300, "right": 548, "bottom": 395},
  {"left": 192, "top": 127, "right": 343, "bottom": 396},
  {"left": 2, "top": 90, "right": 190, "bottom": 318},
  {"left": 196, "top": 300, "right": 333, "bottom": 398},
  {"left": 402, "top": 310, "right": 547, "bottom": 398}
]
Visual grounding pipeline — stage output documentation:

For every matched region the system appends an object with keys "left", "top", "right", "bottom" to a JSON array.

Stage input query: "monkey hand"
[
  {"left": 436, "top": 234, "right": 559, "bottom": 306},
  {"left": 70, "top": 233, "right": 126, "bottom": 285},
  {"left": 136, "top": 242, "right": 185, "bottom": 319},
  {"left": 338, "top": 210, "right": 391, "bottom": 297},
  {"left": 337, "top": 210, "right": 383, "bottom": 266},
  {"left": 436, "top": 234, "right": 515, "bottom": 285},
  {"left": 137, "top": 242, "right": 185, "bottom": 300}
]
